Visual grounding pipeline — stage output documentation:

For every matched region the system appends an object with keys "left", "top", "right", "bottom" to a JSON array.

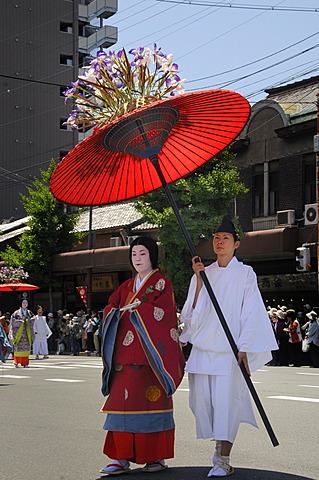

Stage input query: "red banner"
[{"left": 76, "top": 286, "right": 88, "bottom": 306}]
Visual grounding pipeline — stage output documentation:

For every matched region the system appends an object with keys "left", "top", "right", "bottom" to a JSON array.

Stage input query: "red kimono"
[{"left": 101, "top": 269, "right": 185, "bottom": 464}]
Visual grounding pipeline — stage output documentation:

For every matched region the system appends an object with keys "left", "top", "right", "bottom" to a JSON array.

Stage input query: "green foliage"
[
  {"left": 134, "top": 150, "right": 248, "bottom": 303},
  {"left": 1, "top": 160, "right": 84, "bottom": 288}
]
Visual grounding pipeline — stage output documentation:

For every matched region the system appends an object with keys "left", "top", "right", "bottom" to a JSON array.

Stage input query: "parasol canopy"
[
  {"left": 0, "top": 283, "right": 39, "bottom": 292},
  {"left": 50, "top": 89, "right": 250, "bottom": 205}
]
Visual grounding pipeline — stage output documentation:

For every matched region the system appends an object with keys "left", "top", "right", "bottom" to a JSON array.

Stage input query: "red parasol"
[
  {"left": 51, "top": 90, "right": 250, "bottom": 205},
  {"left": 0, "top": 283, "right": 39, "bottom": 292},
  {"left": 50, "top": 88, "right": 278, "bottom": 447}
]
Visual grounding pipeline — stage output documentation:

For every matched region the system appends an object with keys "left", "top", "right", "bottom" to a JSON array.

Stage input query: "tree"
[
  {"left": 1, "top": 160, "right": 83, "bottom": 310},
  {"left": 134, "top": 149, "right": 248, "bottom": 304}
]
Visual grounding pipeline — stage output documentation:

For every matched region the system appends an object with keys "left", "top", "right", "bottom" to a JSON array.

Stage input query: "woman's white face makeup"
[
  {"left": 22, "top": 300, "right": 28, "bottom": 309},
  {"left": 131, "top": 245, "right": 153, "bottom": 279}
]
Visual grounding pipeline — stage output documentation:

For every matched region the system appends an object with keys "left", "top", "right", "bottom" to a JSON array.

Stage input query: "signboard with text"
[
  {"left": 258, "top": 272, "right": 317, "bottom": 292},
  {"left": 76, "top": 273, "right": 118, "bottom": 292}
]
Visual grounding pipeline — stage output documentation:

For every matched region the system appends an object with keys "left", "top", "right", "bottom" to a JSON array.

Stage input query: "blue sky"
[{"left": 106, "top": 0, "right": 319, "bottom": 105}]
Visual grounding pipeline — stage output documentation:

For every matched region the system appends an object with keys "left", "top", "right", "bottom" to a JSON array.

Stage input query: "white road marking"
[
  {"left": 68, "top": 364, "right": 102, "bottom": 368},
  {"left": 45, "top": 378, "right": 84, "bottom": 382},
  {"left": 268, "top": 395, "right": 319, "bottom": 403},
  {"left": 297, "top": 372, "right": 319, "bottom": 376},
  {"left": 257, "top": 369, "right": 269, "bottom": 372},
  {"left": 1, "top": 375, "right": 31, "bottom": 379},
  {"left": 177, "top": 388, "right": 189, "bottom": 391},
  {"left": 298, "top": 385, "right": 319, "bottom": 389},
  {"left": 38, "top": 365, "right": 77, "bottom": 369}
]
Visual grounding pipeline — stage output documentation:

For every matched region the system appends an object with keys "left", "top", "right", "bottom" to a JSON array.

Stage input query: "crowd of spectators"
[
  {"left": 267, "top": 303, "right": 319, "bottom": 368},
  {"left": 48, "top": 309, "right": 103, "bottom": 356},
  {"left": 2, "top": 301, "right": 319, "bottom": 364},
  {"left": 0, "top": 307, "right": 103, "bottom": 358}
]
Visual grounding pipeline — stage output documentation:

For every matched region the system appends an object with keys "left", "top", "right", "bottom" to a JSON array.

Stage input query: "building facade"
[
  {"left": 233, "top": 76, "right": 319, "bottom": 307},
  {"left": 0, "top": 0, "right": 117, "bottom": 221}
]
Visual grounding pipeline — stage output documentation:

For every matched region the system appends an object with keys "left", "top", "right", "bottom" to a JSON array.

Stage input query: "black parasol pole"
[{"left": 149, "top": 154, "right": 279, "bottom": 447}]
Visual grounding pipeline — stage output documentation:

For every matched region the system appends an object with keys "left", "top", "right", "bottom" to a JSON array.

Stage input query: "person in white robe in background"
[
  {"left": 179, "top": 216, "right": 278, "bottom": 478},
  {"left": 32, "top": 306, "right": 52, "bottom": 359}
]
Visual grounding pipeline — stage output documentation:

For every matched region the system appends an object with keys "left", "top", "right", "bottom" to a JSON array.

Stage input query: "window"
[
  {"left": 60, "top": 21, "right": 73, "bottom": 33},
  {"left": 304, "top": 154, "right": 316, "bottom": 205},
  {"left": 60, "top": 54, "right": 73, "bottom": 66},
  {"left": 268, "top": 160, "right": 279, "bottom": 215},
  {"left": 253, "top": 164, "right": 264, "bottom": 217},
  {"left": 60, "top": 118, "right": 72, "bottom": 131},
  {"left": 60, "top": 86, "right": 67, "bottom": 97},
  {"left": 60, "top": 150, "right": 69, "bottom": 160},
  {"left": 79, "top": 53, "right": 92, "bottom": 68}
]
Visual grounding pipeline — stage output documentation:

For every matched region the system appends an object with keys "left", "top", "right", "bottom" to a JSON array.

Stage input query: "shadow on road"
[{"left": 96, "top": 466, "right": 315, "bottom": 479}]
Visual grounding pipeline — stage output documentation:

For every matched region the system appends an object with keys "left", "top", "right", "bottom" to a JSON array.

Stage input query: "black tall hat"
[{"left": 214, "top": 215, "right": 239, "bottom": 240}]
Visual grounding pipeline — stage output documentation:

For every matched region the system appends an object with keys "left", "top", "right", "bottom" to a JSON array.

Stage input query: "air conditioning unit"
[
  {"left": 305, "top": 203, "right": 318, "bottom": 226},
  {"left": 127, "top": 235, "right": 138, "bottom": 245},
  {"left": 277, "top": 209, "right": 295, "bottom": 226},
  {"left": 110, "top": 237, "right": 122, "bottom": 247}
]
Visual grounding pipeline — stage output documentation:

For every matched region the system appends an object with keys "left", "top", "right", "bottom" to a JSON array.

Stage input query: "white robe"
[
  {"left": 32, "top": 316, "right": 52, "bottom": 356},
  {"left": 179, "top": 256, "right": 278, "bottom": 442}
]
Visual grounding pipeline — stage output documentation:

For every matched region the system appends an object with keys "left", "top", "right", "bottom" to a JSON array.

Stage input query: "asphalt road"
[{"left": 0, "top": 355, "right": 318, "bottom": 480}]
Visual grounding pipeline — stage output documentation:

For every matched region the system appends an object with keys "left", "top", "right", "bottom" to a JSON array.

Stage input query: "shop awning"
[
  {"left": 238, "top": 227, "right": 298, "bottom": 260},
  {"left": 52, "top": 246, "right": 131, "bottom": 273}
]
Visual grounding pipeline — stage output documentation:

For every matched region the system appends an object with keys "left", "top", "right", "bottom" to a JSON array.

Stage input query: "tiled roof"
[
  {"left": 266, "top": 76, "right": 319, "bottom": 116},
  {"left": 0, "top": 226, "right": 30, "bottom": 243},
  {"left": 0, "top": 216, "right": 31, "bottom": 233},
  {"left": 0, "top": 216, "right": 30, "bottom": 243},
  {"left": 0, "top": 204, "right": 157, "bottom": 244},
  {"left": 75, "top": 202, "right": 157, "bottom": 233}
]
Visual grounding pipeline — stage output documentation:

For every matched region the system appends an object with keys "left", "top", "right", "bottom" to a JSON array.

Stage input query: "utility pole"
[
  {"left": 87, "top": 206, "right": 93, "bottom": 314},
  {"left": 315, "top": 93, "right": 319, "bottom": 302}
]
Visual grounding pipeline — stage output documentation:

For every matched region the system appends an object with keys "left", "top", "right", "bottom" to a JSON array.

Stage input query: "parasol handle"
[{"left": 149, "top": 154, "right": 279, "bottom": 447}]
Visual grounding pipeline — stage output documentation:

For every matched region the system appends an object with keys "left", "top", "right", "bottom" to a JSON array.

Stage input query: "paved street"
[{"left": 0, "top": 355, "right": 318, "bottom": 480}]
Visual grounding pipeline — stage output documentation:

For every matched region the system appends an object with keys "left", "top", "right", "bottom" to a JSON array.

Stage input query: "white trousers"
[
  {"left": 188, "top": 368, "right": 257, "bottom": 443},
  {"left": 33, "top": 334, "right": 48, "bottom": 355}
]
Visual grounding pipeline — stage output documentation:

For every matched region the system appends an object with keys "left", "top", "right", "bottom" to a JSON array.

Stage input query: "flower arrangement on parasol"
[
  {"left": 63, "top": 45, "right": 186, "bottom": 130},
  {"left": 51, "top": 46, "right": 278, "bottom": 446},
  {"left": 0, "top": 266, "right": 39, "bottom": 291}
]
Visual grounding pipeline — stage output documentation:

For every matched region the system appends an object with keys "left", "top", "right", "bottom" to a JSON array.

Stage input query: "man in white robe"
[
  {"left": 33, "top": 306, "right": 52, "bottom": 359},
  {"left": 180, "top": 216, "right": 278, "bottom": 477}
]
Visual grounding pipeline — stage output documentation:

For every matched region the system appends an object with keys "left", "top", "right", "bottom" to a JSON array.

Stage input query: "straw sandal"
[
  {"left": 207, "top": 454, "right": 234, "bottom": 477},
  {"left": 99, "top": 459, "right": 131, "bottom": 475},
  {"left": 142, "top": 460, "right": 168, "bottom": 472}
]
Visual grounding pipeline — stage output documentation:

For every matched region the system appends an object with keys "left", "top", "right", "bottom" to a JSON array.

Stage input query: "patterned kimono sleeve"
[
  {"left": 130, "top": 275, "right": 185, "bottom": 397},
  {"left": 101, "top": 284, "right": 125, "bottom": 396}
]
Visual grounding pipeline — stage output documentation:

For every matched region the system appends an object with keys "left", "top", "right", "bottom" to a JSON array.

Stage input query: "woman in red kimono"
[{"left": 100, "top": 236, "right": 185, "bottom": 475}]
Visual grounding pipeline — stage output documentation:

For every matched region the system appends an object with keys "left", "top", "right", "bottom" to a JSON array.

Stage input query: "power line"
[
  {"left": 125, "top": 4, "right": 214, "bottom": 48},
  {"left": 156, "top": 0, "right": 319, "bottom": 13},
  {"left": 187, "top": 31, "right": 319, "bottom": 83}
]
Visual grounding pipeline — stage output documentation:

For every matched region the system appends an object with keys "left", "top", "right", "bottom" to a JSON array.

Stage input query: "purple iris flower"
[{"left": 111, "top": 75, "right": 124, "bottom": 88}]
